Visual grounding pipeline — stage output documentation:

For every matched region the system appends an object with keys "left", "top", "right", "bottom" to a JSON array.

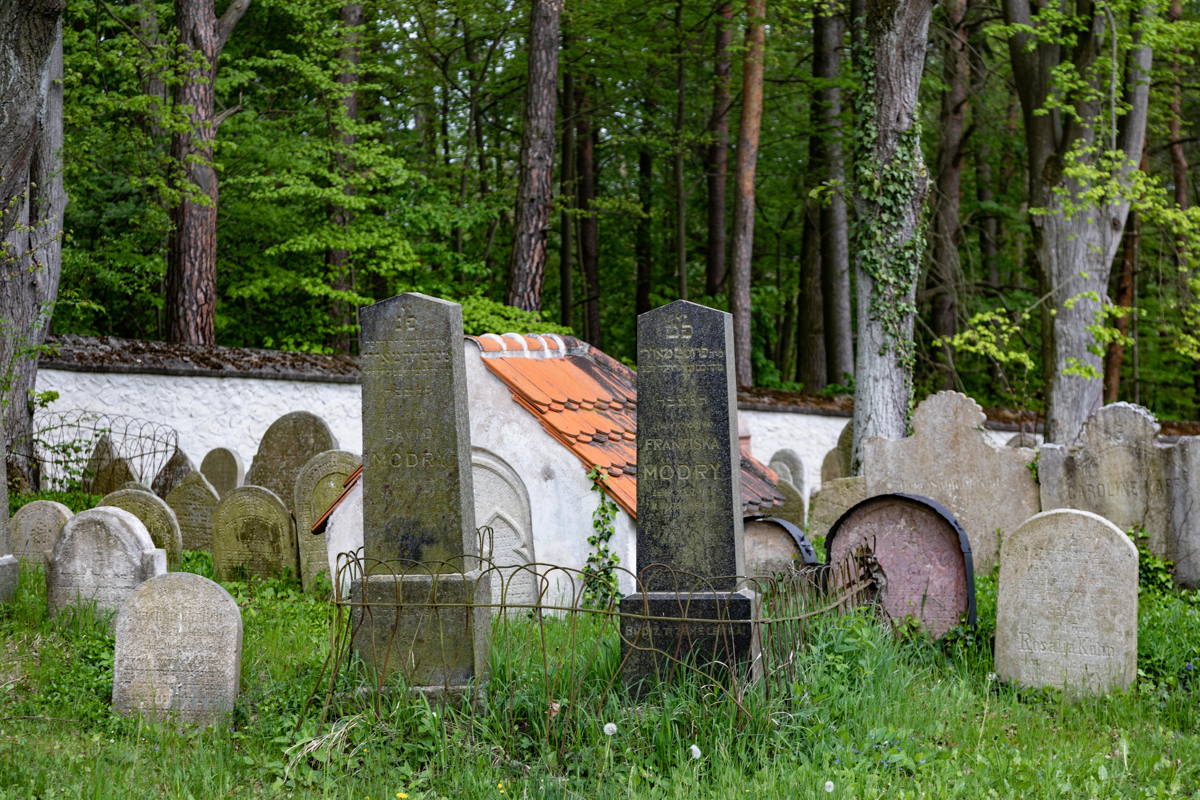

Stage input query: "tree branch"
[{"left": 216, "top": 0, "right": 250, "bottom": 57}]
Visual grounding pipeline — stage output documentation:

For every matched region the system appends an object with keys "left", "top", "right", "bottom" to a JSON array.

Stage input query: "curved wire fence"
[{"left": 19, "top": 409, "right": 179, "bottom": 491}]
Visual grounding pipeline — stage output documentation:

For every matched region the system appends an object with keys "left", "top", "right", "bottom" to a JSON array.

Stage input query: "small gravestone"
[
  {"left": 112, "top": 572, "right": 242, "bottom": 726},
  {"left": 807, "top": 476, "right": 867, "bottom": 542},
  {"left": 620, "top": 301, "right": 757, "bottom": 689},
  {"left": 768, "top": 450, "right": 806, "bottom": 529},
  {"left": 826, "top": 494, "right": 975, "bottom": 639},
  {"left": 293, "top": 449, "right": 359, "bottom": 590},
  {"left": 995, "top": 509, "right": 1137, "bottom": 694},
  {"left": 864, "top": 391, "right": 1038, "bottom": 573},
  {"left": 745, "top": 516, "right": 818, "bottom": 577},
  {"left": 45, "top": 507, "right": 165, "bottom": 623},
  {"left": 1167, "top": 437, "right": 1200, "bottom": 588},
  {"left": 201, "top": 448, "right": 243, "bottom": 498},
  {"left": 1039, "top": 403, "right": 1173, "bottom": 558},
  {"left": 10, "top": 500, "right": 73, "bottom": 564},
  {"left": 354, "top": 293, "right": 489, "bottom": 693},
  {"left": 820, "top": 421, "right": 853, "bottom": 484},
  {"left": 100, "top": 488, "right": 183, "bottom": 570},
  {"left": 0, "top": 440, "right": 14, "bottom": 603},
  {"left": 472, "top": 449, "right": 538, "bottom": 612},
  {"left": 245, "top": 412, "right": 337, "bottom": 516},
  {"left": 212, "top": 486, "right": 296, "bottom": 580},
  {"left": 166, "top": 471, "right": 220, "bottom": 552},
  {"left": 151, "top": 446, "right": 194, "bottom": 499}
]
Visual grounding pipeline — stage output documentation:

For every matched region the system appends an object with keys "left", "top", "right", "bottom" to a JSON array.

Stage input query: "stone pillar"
[
  {"left": 620, "top": 300, "right": 758, "bottom": 690},
  {"left": 353, "top": 293, "right": 489, "bottom": 695}
]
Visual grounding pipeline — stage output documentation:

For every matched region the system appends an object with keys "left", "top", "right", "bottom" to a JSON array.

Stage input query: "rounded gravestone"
[
  {"left": 151, "top": 446, "right": 195, "bottom": 499},
  {"left": 10, "top": 500, "right": 73, "bottom": 564},
  {"left": 113, "top": 572, "right": 243, "bottom": 726},
  {"left": 201, "top": 447, "right": 244, "bottom": 499},
  {"left": 46, "top": 507, "right": 166, "bottom": 623},
  {"left": 212, "top": 486, "right": 296, "bottom": 580},
  {"left": 826, "top": 494, "right": 975, "bottom": 639},
  {"left": 165, "top": 471, "right": 221, "bottom": 552},
  {"left": 745, "top": 516, "right": 819, "bottom": 577},
  {"left": 995, "top": 509, "right": 1137, "bottom": 695},
  {"left": 245, "top": 412, "right": 337, "bottom": 516},
  {"left": 293, "top": 450, "right": 360, "bottom": 590},
  {"left": 101, "top": 488, "right": 184, "bottom": 570}
]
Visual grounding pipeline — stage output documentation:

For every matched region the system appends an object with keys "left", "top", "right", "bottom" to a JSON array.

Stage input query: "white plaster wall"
[{"left": 37, "top": 369, "right": 363, "bottom": 469}]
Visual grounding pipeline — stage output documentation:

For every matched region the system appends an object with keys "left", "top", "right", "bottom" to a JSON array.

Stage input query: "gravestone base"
[
  {"left": 0, "top": 555, "right": 18, "bottom": 603},
  {"left": 619, "top": 589, "right": 760, "bottom": 694},
  {"left": 351, "top": 571, "right": 491, "bottom": 697}
]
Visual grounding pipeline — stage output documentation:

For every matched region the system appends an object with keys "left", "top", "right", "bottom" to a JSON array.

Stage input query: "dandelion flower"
[
  {"left": 397, "top": 794, "right": 408, "bottom": 799},
  {"left": 689, "top": 744, "right": 702, "bottom": 760},
  {"left": 824, "top": 780, "right": 835, "bottom": 793},
  {"left": 603, "top": 722, "right": 617, "bottom": 736}
]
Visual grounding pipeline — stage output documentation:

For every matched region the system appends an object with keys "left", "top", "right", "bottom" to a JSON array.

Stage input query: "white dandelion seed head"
[
  {"left": 603, "top": 722, "right": 617, "bottom": 736},
  {"left": 824, "top": 780, "right": 835, "bottom": 793},
  {"left": 689, "top": 744, "right": 702, "bottom": 760}
]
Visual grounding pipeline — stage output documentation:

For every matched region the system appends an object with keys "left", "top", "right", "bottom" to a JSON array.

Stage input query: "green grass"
[{"left": 2, "top": 555, "right": 1200, "bottom": 799}]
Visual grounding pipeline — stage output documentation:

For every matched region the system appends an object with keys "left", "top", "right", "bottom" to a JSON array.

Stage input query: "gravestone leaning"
[
  {"left": 10, "top": 500, "right": 73, "bottom": 564},
  {"left": 45, "top": 507, "right": 166, "bottom": 623},
  {"left": 201, "top": 448, "right": 244, "bottom": 498},
  {"left": 353, "top": 293, "right": 490, "bottom": 693},
  {"left": 807, "top": 476, "right": 867, "bottom": 542},
  {"left": 112, "top": 572, "right": 242, "bottom": 726},
  {"left": 994, "top": 509, "right": 1137, "bottom": 694},
  {"left": 100, "top": 488, "right": 184, "bottom": 570},
  {"left": 294, "top": 449, "right": 360, "bottom": 590},
  {"left": 245, "top": 411, "right": 337, "bottom": 516},
  {"left": 864, "top": 391, "right": 1038, "bottom": 573},
  {"left": 620, "top": 300, "right": 758, "bottom": 689},
  {"left": 165, "top": 471, "right": 221, "bottom": 552},
  {"left": 151, "top": 446, "right": 195, "bottom": 499},
  {"left": 211, "top": 486, "right": 296, "bottom": 580}
]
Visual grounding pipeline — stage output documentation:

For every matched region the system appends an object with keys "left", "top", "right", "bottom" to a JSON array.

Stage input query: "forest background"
[{"left": 2, "top": 0, "right": 1200, "bottom": 479}]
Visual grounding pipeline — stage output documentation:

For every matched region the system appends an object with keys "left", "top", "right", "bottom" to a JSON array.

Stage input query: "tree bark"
[
  {"left": 812, "top": 7, "right": 853, "bottom": 386},
  {"left": 797, "top": 201, "right": 827, "bottom": 390},
  {"left": 166, "top": 0, "right": 250, "bottom": 345},
  {"left": 576, "top": 85, "right": 601, "bottom": 347},
  {"left": 849, "top": 0, "right": 934, "bottom": 471},
  {"left": 636, "top": 143, "right": 655, "bottom": 317},
  {"left": 560, "top": 69, "right": 576, "bottom": 329},
  {"left": 328, "top": 2, "right": 362, "bottom": 352},
  {"left": 673, "top": 0, "right": 688, "bottom": 301},
  {"left": 0, "top": 2, "right": 65, "bottom": 489},
  {"left": 705, "top": 2, "right": 733, "bottom": 296},
  {"left": 729, "top": 0, "right": 766, "bottom": 388},
  {"left": 1103, "top": 208, "right": 1139, "bottom": 403},
  {"left": 508, "top": 0, "right": 564, "bottom": 311}
]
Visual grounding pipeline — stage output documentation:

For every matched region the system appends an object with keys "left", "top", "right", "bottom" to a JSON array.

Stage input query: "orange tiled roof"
[{"left": 469, "top": 333, "right": 783, "bottom": 519}]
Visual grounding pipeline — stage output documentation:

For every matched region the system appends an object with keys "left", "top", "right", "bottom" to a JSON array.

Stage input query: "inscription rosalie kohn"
[
  {"left": 1017, "top": 632, "right": 1116, "bottom": 658},
  {"left": 1080, "top": 477, "right": 1178, "bottom": 501}
]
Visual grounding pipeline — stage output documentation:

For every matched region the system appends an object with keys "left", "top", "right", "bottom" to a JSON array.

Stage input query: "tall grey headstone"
[
  {"left": 211, "top": 486, "right": 296, "bottom": 580},
  {"left": 864, "top": 391, "right": 1038, "bottom": 573},
  {"left": 112, "top": 572, "right": 242, "bottom": 726},
  {"left": 353, "top": 293, "right": 489, "bottom": 693},
  {"left": 151, "top": 446, "right": 195, "bottom": 499},
  {"left": 1167, "top": 437, "right": 1200, "bottom": 588},
  {"left": 10, "top": 500, "right": 73, "bottom": 564},
  {"left": 201, "top": 448, "right": 244, "bottom": 498},
  {"left": 0, "top": 436, "right": 14, "bottom": 603},
  {"left": 101, "top": 488, "right": 184, "bottom": 570},
  {"left": 165, "top": 471, "right": 220, "bottom": 552},
  {"left": 45, "top": 507, "right": 166, "bottom": 623},
  {"left": 245, "top": 412, "right": 337, "bottom": 516},
  {"left": 995, "top": 509, "right": 1137, "bottom": 694},
  {"left": 294, "top": 449, "right": 359, "bottom": 590},
  {"left": 1039, "top": 403, "right": 1173, "bottom": 558},
  {"left": 620, "top": 301, "right": 757, "bottom": 689}
]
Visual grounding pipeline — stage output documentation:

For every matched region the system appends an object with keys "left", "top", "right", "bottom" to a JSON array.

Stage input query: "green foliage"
[
  {"left": 459, "top": 296, "right": 573, "bottom": 338},
  {"left": 581, "top": 467, "right": 620, "bottom": 609},
  {"left": 9, "top": 489, "right": 101, "bottom": 517}
]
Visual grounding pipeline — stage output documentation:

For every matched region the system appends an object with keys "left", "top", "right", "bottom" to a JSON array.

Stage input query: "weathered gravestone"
[
  {"left": 826, "top": 494, "right": 975, "bottom": 639},
  {"left": 151, "top": 446, "right": 194, "bottom": 499},
  {"left": 165, "top": 471, "right": 220, "bottom": 552},
  {"left": 620, "top": 301, "right": 758, "bottom": 689},
  {"left": 807, "top": 477, "right": 867, "bottom": 542},
  {"left": 1166, "top": 437, "right": 1200, "bottom": 588},
  {"left": 245, "top": 412, "right": 337, "bottom": 516},
  {"left": 294, "top": 449, "right": 360, "bottom": 590},
  {"left": 46, "top": 507, "right": 166, "bottom": 622},
  {"left": 353, "top": 293, "right": 490, "bottom": 693},
  {"left": 1039, "top": 403, "right": 1173, "bottom": 559},
  {"left": 745, "top": 516, "right": 819, "bottom": 577},
  {"left": 112, "top": 572, "right": 242, "bottom": 726},
  {"left": 864, "top": 391, "right": 1038, "bottom": 573},
  {"left": 10, "top": 500, "right": 73, "bottom": 564},
  {"left": 201, "top": 447, "right": 244, "bottom": 498},
  {"left": 473, "top": 448, "right": 539, "bottom": 613},
  {"left": 0, "top": 438, "right": 15, "bottom": 603},
  {"left": 1006, "top": 432, "right": 1038, "bottom": 448},
  {"left": 994, "top": 509, "right": 1137, "bottom": 694},
  {"left": 212, "top": 486, "right": 296, "bottom": 580},
  {"left": 100, "top": 488, "right": 184, "bottom": 570},
  {"left": 82, "top": 435, "right": 138, "bottom": 497},
  {"left": 768, "top": 450, "right": 806, "bottom": 529},
  {"left": 820, "top": 421, "right": 853, "bottom": 484}
]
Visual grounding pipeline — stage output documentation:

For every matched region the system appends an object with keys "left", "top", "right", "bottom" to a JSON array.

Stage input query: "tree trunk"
[
  {"left": 636, "top": 144, "right": 655, "bottom": 317},
  {"left": 928, "top": 0, "right": 971, "bottom": 388},
  {"left": 328, "top": 2, "right": 362, "bottom": 353},
  {"left": 560, "top": 69, "right": 576, "bottom": 329},
  {"left": 166, "top": 0, "right": 250, "bottom": 345},
  {"left": 729, "top": 0, "right": 766, "bottom": 388},
  {"left": 849, "top": 0, "right": 934, "bottom": 471},
  {"left": 673, "top": 0, "right": 688, "bottom": 301},
  {"left": 0, "top": 3, "right": 65, "bottom": 490},
  {"left": 1103, "top": 208, "right": 1139, "bottom": 403},
  {"left": 706, "top": 2, "right": 733, "bottom": 296},
  {"left": 576, "top": 85, "right": 601, "bottom": 347},
  {"left": 508, "top": 0, "right": 564, "bottom": 311},
  {"left": 797, "top": 201, "right": 827, "bottom": 390}
]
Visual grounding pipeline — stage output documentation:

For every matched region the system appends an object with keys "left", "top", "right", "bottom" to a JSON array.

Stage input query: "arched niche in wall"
[{"left": 472, "top": 447, "right": 539, "bottom": 614}]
